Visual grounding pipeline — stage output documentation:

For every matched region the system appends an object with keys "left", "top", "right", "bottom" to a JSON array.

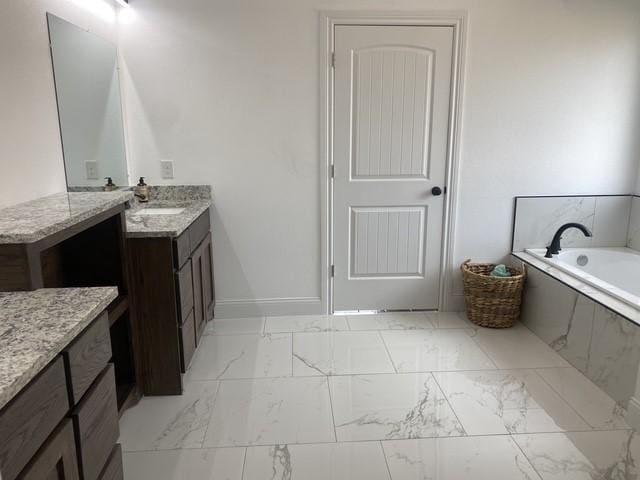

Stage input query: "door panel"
[
  {"left": 352, "top": 47, "right": 433, "bottom": 179},
  {"left": 333, "top": 25, "right": 454, "bottom": 311},
  {"left": 351, "top": 206, "right": 426, "bottom": 277}
]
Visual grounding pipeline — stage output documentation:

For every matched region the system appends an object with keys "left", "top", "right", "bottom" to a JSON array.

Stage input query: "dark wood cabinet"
[
  {"left": 192, "top": 233, "right": 214, "bottom": 343},
  {"left": 179, "top": 309, "right": 197, "bottom": 371},
  {"left": 0, "top": 358, "right": 69, "bottom": 480},
  {"left": 19, "top": 419, "right": 79, "bottom": 480},
  {"left": 0, "top": 310, "right": 123, "bottom": 480},
  {"left": 128, "top": 209, "right": 215, "bottom": 395},
  {"left": 0, "top": 205, "right": 141, "bottom": 415},
  {"left": 97, "top": 445, "right": 123, "bottom": 480},
  {"left": 72, "top": 365, "right": 119, "bottom": 480},
  {"left": 63, "top": 312, "right": 112, "bottom": 405}
]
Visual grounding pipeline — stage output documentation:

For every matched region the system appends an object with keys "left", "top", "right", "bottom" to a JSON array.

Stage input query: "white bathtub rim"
[
  {"left": 512, "top": 251, "right": 640, "bottom": 327},
  {"left": 525, "top": 247, "right": 640, "bottom": 309}
]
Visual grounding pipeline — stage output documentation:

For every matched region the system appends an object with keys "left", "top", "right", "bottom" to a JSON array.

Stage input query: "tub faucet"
[{"left": 545, "top": 223, "right": 592, "bottom": 258}]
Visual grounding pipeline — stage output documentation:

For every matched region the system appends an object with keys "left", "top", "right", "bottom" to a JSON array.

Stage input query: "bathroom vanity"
[
  {"left": 0, "top": 191, "right": 140, "bottom": 414},
  {"left": 0, "top": 288, "right": 122, "bottom": 480},
  {"left": 126, "top": 186, "right": 214, "bottom": 395}
]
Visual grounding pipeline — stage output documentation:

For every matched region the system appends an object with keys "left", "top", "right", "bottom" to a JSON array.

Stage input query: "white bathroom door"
[{"left": 332, "top": 25, "right": 454, "bottom": 311}]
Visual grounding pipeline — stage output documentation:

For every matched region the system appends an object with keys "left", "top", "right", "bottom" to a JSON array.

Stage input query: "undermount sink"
[{"left": 135, "top": 207, "right": 185, "bottom": 216}]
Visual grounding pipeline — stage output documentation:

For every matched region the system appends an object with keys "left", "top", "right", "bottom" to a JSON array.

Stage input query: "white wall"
[
  {"left": 117, "top": 0, "right": 640, "bottom": 315},
  {"left": 2, "top": 0, "right": 640, "bottom": 315},
  {"left": 0, "top": 1, "right": 120, "bottom": 207}
]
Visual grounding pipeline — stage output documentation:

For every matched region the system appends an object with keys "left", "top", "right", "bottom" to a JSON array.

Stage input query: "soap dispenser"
[
  {"left": 103, "top": 177, "right": 117, "bottom": 192},
  {"left": 135, "top": 177, "right": 149, "bottom": 203}
]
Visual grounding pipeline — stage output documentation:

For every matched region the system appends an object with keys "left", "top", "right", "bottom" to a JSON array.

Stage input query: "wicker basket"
[{"left": 461, "top": 260, "right": 526, "bottom": 328}]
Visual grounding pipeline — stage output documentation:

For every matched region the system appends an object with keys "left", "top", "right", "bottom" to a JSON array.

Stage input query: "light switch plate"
[
  {"left": 160, "top": 160, "right": 174, "bottom": 179},
  {"left": 85, "top": 160, "right": 99, "bottom": 180}
]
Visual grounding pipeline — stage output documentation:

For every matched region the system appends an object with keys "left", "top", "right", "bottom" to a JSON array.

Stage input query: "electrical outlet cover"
[
  {"left": 160, "top": 160, "right": 174, "bottom": 179},
  {"left": 85, "top": 160, "right": 99, "bottom": 180}
]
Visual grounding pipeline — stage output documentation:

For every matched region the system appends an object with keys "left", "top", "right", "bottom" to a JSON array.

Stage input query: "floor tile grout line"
[
  {"left": 240, "top": 446, "right": 248, "bottom": 480},
  {"left": 508, "top": 434, "right": 545, "bottom": 480},
  {"left": 465, "top": 328, "right": 501, "bottom": 369},
  {"left": 213, "top": 312, "right": 487, "bottom": 333},
  {"left": 430, "top": 372, "right": 468, "bottom": 436},
  {"left": 120, "top": 427, "right": 636, "bottom": 453},
  {"left": 199, "top": 380, "right": 223, "bottom": 448},
  {"left": 379, "top": 441, "right": 394, "bottom": 480},
  {"left": 291, "top": 332, "right": 294, "bottom": 376},
  {"left": 326, "top": 376, "right": 340, "bottom": 442},
  {"left": 377, "top": 330, "right": 399, "bottom": 373},
  {"left": 183, "top": 364, "right": 626, "bottom": 383},
  {"left": 206, "top": 326, "right": 479, "bottom": 335}
]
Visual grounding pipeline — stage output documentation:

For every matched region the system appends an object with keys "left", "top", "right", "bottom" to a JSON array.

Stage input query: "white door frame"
[{"left": 320, "top": 11, "right": 467, "bottom": 313}]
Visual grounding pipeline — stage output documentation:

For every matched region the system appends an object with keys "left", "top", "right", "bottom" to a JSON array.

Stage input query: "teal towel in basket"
[{"left": 489, "top": 264, "right": 511, "bottom": 278}]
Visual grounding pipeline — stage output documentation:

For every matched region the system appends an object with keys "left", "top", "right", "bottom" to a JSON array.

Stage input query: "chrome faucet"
[{"left": 545, "top": 223, "right": 592, "bottom": 258}]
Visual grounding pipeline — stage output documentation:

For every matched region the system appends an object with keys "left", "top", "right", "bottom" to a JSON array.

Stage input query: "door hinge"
[
  {"left": 331, "top": 265, "right": 335, "bottom": 277},
  {"left": 329, "top": 165, "right": 335, "bottom": 178},
  {"left": 331, "top": 52, "right": 335, "bottom": 68}
]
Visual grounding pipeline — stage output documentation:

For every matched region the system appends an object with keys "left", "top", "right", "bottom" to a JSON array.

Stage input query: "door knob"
[{"left": 431, "top": 186, "right": 443, "bottom": 196}]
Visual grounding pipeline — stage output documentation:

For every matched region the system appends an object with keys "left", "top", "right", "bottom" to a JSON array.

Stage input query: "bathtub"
[{"left": 525, "top": 247, "right": 640, "bottom": 309}]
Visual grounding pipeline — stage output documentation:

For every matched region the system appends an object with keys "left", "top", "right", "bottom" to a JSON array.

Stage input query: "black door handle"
[{"left": 431, "top": 186, "right": 443, "bottom": 196}]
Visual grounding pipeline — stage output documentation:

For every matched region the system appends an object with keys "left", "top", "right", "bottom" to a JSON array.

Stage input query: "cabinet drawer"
[
  {"left": 173, "top": 230, "right": 191, "bottom": 269},
  {"left": 188, "top": 210, "right": 210, "bottom": 252},
  {"left": 63, "top": 311, "right": 111, "bottom": 405},
  {"left": 18, "top": 418, "right": 79, "bottom": 480},
  {"left": 98, "top": 444, "right": 123, "bottom": 480},
  {"left": 176, "top": 259, "right": 193, "bottom": 324},
  {"left": 72, "top": 364, "right": 119, "bottom": 480},
  {"left": 0, "top": 357, "right": 69, "bottom": 480},
  {"left": 179, "top": 309, "right": 196, "bottom": 372}
]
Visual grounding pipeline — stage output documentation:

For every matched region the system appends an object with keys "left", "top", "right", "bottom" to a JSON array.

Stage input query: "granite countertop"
[
  {"left": 0, "top": 287, "right": 118, "bottom": 410},
  {"left": 0, "top": 191, "right": 133, "bottom": 244},
  {"left": 125, "top": 200, "right": 211, "bottom": 238}
]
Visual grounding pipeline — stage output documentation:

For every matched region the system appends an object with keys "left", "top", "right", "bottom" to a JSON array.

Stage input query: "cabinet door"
[
  {"left": 19, "top": 419, "right": 79, "bottom": 480},
  {"left": 0, "top": 357, "right": 69, "bottom": 480},
  {"left": 201, "top": 234, "right": 215, "bottom": 319},
  {"left": 191, "top": 244, "right": 204, "bottom": 345},
  {"left": 72, "top": 364, "right": 119, "bottom": 480}
]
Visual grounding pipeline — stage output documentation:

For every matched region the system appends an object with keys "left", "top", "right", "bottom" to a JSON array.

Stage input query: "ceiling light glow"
[
  {"left": 117, "top": 6, "right": 136, "bottom": 24},
  {"left": 68, "top": 0, "right": 116, "bottom": 23}
]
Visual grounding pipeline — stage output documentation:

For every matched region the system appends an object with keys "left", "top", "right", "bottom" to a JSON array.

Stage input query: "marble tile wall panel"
[
  {"left": 521, "top": 265, "right": 640, "bottom": 407},
  {"left": 628, "top": 196, "right": 640, "bottom": 251},
  {"left": 512, "top": 195, "right": 632, "bottom": 251},
  {"left": 521, "top": 266, "right": 594, "bottom": 372},
  {"left": 587, "top": 305, "right": 640, "bottom": 406}
]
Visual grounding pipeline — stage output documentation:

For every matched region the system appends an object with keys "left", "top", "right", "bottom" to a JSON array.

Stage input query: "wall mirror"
[{"left": 47, "top": 13, "right": 129, "bottom": 190}]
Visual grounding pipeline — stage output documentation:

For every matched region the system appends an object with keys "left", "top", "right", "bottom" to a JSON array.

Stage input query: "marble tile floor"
[{"left": 120, "top": 312, "right": 637, "bottom": 479}]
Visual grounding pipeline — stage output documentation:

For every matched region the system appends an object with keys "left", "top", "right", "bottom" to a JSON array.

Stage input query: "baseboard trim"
[
  {"left": 446, "top": 293, "right": 466, "bottom": 312},
  {"left": 625, "top": 396, "right": 640, "bottom": 430},
  {"left": 214, "top": 297, "right": 323, "bottom": 318}
]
